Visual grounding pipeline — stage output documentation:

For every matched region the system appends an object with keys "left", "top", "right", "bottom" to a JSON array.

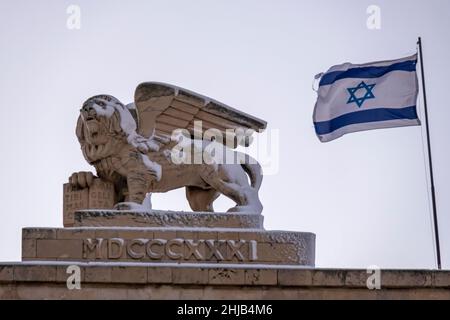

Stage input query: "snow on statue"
[{"left": 70, "top": 82, "right": 267, "bottom": 214}]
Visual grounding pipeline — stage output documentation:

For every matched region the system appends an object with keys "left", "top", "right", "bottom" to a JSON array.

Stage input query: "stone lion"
[{"left": 70, "top": 82, "right": 267, "bottom": 214}]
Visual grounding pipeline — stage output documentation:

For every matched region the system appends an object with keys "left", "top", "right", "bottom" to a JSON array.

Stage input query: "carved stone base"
[
  {"left": 19, "top": 208, "right": 316, "bottom": 301},
  {"left": 22, "top": 227, "right": 315, "bottom": 266}
]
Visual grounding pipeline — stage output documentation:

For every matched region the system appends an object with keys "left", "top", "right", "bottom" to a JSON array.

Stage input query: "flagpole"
[{"left": 417, "top": 37, "right": 442, "bottom": 270}]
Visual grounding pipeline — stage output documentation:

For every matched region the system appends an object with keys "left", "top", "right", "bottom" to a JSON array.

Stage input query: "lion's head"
[{"left": 76, "top": 95, "right": 136, "bottom": 164}]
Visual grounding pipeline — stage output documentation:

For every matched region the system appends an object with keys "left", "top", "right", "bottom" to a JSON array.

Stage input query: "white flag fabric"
[{"left": 313, "top": 54, "right": 420, "bottom": 142}]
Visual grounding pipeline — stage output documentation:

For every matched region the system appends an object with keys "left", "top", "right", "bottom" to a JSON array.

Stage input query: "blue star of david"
[{"left": 346, "top": 81, "right": 376, "bottom": 108}]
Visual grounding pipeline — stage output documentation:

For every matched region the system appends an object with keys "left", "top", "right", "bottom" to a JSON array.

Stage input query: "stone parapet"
[{"left": 1, "top": 263, "right": 449, "bottom": 299}]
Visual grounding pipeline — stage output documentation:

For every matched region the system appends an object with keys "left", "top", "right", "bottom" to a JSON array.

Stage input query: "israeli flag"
[{"left": 313, "top": 54, "right": 420, "bottom": 142}]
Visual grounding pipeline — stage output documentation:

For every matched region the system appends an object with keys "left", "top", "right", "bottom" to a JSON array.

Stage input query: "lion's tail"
[{"left": 241, "top": 162, "right": 263, "bottom": 191}]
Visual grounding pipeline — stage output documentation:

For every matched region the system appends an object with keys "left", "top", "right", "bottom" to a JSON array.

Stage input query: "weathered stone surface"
[
  {"left": 57, "top": 228, "right": 96, "bottom": 239},
  {"left": 63, "top": 184, "right": 88, "bottom": 227},
  {"left": 74, "top": 210, "right": 264, "bottom": 229},
  {"left": 278, "top": 269, "right": 313, "bottom": 286},
  {"left": 36, "top": 239, "right": 83, "bottom": 259},
  {"left": 63, "top": 179, "right": 116, "bottom": 227},
  {"left": 245, "top": 269, "right": 278, "bottom": 285},
  {"left": 434, "top": 271, "right": 450, "bottom": 287},
  {"left": 172, "top": 268, "right": 209, "bottom": 284},
  {"left": 381, "top": 270, "right": 433, "bottom": 288},
  {"left": 0, "top": 264, "right": 449, "bottom": 299},
  {"left": 13, "top": 265, "right": 57, "bottom": 282},
  {"left": 209, "top": 268, "right": 245, "bottom": 285},
  {"left": 22, "top": 227, "right": 315, "bottom": 266},
  {"left": 147, "top": 267, "right": 172, "bottom": 284},
  {"left": 111, "top": 266, "right": 147, "bottom": 284},
  {"left": 258, "top": 243, "right": 300, "bottom": 264},
  {"left": 84, "top": 266, "right": 112, "bottom": 283},
  {"left": 0, "top": 266, "right": 13, "bottom": 282},
  {"left": 22, "top": 228, "right": 56, "bottom": 240},
  {"left": 312, "top": 269, "right": 346, "bottom": 287},
  {"left": 21, "top": 240, "right": 36, "bottom": 259},
  {"left": 345, "top": 270, "right": 370, "bottom": 287}
]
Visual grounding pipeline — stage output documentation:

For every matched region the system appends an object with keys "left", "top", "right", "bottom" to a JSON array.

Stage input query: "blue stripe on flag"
[
  {"left": 319, "top": 60, "right": 417, "bottom": 87},
  {"left": 314, "top": 106, "right": 418, "bottom": 135}
]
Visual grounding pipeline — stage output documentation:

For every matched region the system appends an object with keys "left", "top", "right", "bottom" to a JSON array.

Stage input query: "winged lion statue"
[{"left": 70, "top": 82, "right": 267, "bottom": 214}]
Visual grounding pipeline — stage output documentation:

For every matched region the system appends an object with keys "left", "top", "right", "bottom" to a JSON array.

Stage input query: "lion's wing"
[{"left": 133, "top": 82, "right": 267, "bottom": 147}]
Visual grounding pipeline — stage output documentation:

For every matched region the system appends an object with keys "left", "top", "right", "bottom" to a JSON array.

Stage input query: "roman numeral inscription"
[{"left": 83, "top": 238, "right": 258, "bottom": 262}]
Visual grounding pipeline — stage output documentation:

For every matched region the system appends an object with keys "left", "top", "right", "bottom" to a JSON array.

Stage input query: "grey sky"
[{"left": 0, "top": 0, "right": 449, "bottom": 269}]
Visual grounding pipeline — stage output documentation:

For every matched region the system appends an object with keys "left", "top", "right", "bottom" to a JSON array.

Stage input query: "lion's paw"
[{"left": 69, "top": 171, "right": 95, "bottom": 189}]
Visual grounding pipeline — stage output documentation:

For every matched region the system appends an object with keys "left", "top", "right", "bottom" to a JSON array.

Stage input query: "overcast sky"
[{"left": 0, "top": 0, "right": 449, "bottom": 269}]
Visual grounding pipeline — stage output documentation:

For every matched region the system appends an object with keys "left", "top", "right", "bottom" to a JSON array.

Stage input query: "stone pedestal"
[
  {"left": 11, "top": 209, "right": 319, "bottom": 299},
  {"left": 22, "top": 210, "right": 315, "bottom": 266}
]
